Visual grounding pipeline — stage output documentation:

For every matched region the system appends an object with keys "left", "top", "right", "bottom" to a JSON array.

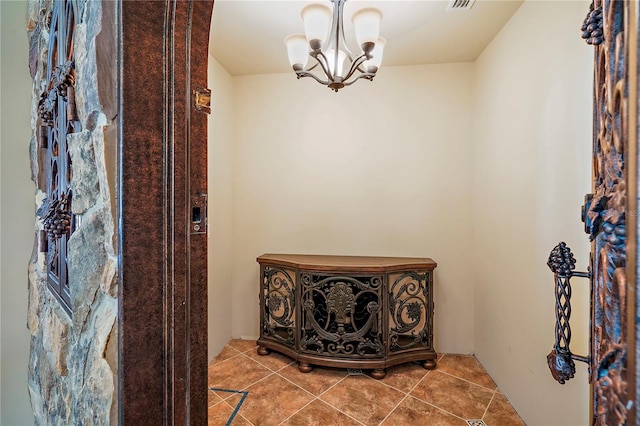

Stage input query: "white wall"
[
  {"left": 471, "top": 1, "right": 592, "bottom": 425},
  {"left": 207, "top": 55, "right": 236, "bottom": 360},
  {"left": 229, "top": 64, "right": 476, "bottom": 354},
  {"left": 0, "top": 1, "right": 37, "bottom": 424}
]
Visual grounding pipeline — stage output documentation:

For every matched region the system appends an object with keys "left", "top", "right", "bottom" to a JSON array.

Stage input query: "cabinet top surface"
[{"left": 257, "top": 253, "right": 437, "bottom": 272}]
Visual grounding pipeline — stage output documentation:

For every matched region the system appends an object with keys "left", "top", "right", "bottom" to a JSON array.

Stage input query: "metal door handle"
[{"left": 546, "top": 242, "right": 590, "bottom": 384}]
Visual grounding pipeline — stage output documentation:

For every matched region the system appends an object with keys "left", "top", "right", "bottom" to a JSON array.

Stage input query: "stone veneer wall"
[{"left": 26, "top": 0, "right": 118, "bottom": 423}]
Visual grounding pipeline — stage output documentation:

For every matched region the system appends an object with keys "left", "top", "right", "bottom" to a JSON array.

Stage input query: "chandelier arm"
[
  {"left": 313, "top": 50, "right": 335, "bottom": 81},
  {"left": 305, "top": 62, "right": 321, "bottom": 72},
  {"left": 343, "top": 73, "right": 375, "bottom": 86},
  {"left": 342, "top": 53, "right": 369, "bottom": 83},
  {"left": 295, "top": 70, "right": 330, "bottom": 86}
]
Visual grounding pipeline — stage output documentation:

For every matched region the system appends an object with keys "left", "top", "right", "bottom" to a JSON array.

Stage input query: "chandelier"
[{"left": 284, "top": 0, "right": 385, "bottom": 92}]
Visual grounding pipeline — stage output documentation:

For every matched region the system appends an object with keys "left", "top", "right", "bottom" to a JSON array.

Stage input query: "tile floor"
[{"left": 208, "top": 339, "right": 526, "bottom": 426}]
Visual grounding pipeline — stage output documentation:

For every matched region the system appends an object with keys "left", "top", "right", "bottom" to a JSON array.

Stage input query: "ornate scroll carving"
[
  {"left": 261, "top": 267, "right": 296, "bottom": 346},
  {"left": 388, "top": 272, "right": 432, "bottom": 352},
  {"left": 36, "top": 0, "right": 82, "bottom": 314},
  {"left": 585, "top": 0, "right": 630, "bottom": 423},
  {"left": 300, "top": 273, "right": 383, "bottom": 357},
  {"left": 326, "top": 283, "right": 355, "bottom": 329}
]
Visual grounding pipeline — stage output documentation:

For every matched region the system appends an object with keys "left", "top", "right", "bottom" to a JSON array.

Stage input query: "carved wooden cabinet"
[{"left": 257, "top": 254, "right": 437, "bottom": 378}]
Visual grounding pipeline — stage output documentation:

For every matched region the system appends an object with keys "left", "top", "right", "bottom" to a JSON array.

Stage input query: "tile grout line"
[
  {"left": 211, "top": 352, "right": 276, "bottom": 400},
  {"left": 362, "top": 363, "right": 431, "bottom": 395},
  {"left": 272, "top": 370, "right": 319, "bottom": 400},
  {"left": 219, "top": 398, "right": 256, "bottom": 426},
  {"left": 246, "top": 368, "right": 317, "bottom": 426},
  {"left": 422, "top": 399, "right": 469, "bottom": 422},
  {"left": 481, "top": 388, "right": 498, "bottom": 421},
  {"left": 236, "top": 344, "right": 301, "bottom": 374},
  {"left": 313, "top": 374, "right": 368, "bottom": 425},
  {"left": 208, "top": 348, "right": 243, "bottom": 368},
  {"left": 312, "top": 371, "right": 349, "bottom": 399},
  {"left": 250, "top": 354, "right": 296, "bottom": 373},
  {"left": 237, "top": 368, "right": 278, "bottom": 393},
  {"left": 377, "top": 394, "right": 409, "bottom": 425},
  {"left": 377, "top": 368, "right": 434, "bottom": 425},
  {"left": 401, "top": 367, "right": 470, "bottom": 422},
  {"left": 379, "top": 364, "right": 480, "bottom": 425},
  {"left": 435, "top": 369, "right": 498, "bottom": 393},
  {"left": 314, "top": 398, "right": 368, "bottom": 426},
  {"left": 275, "top": 397, "right": 318, "bottom": 426},
  {"left": 275, "top": 371, "right": 366, "bottom": 426}
]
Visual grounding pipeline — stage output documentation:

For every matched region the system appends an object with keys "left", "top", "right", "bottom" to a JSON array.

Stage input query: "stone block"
[
  {"left": 42, "top": 307, "right": 71, "bottom": 376},
  {"left": 68, "top": 129, "right": 99, "bottom": 214}
]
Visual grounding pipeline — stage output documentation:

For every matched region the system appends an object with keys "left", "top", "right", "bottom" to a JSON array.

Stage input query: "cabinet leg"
[
  {"left": 370, "top": 368, "right": 386, "bottom": 379},
  {"left": 298, "top": 362, "right": 313, "bottom": 373},
  {"left": 257, "top": 346, "right": 270, "bottom": 356},
  {"left": 422, "top": 359, "right": 437, "bottom": 370}
]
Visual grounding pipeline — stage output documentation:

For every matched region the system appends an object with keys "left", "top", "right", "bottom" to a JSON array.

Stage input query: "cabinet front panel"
[
  {"left": 261, "top": 266, "right": 297, "bottom": 348},
  {"left": 299, "top": 272, "right": 384, "bottom": 358},
  {"left": 388, "top": 272, "right": 433, "bottom": 353}
]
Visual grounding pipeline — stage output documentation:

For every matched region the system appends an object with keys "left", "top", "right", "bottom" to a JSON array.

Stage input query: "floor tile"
[
  {"left": 208, "top": 341, "right": 525, "bottom": 426},
  {"left": 208, "top": 401, "right": 252, "bottom": 426},
  {"left": 483, "top": 392, "right": 526, "bottom": 426},
  {"left": 208, "top": 354, "right": 272, "bottom": 399},
  {"left": 227, "top": 339, "right": 258, "bottom": 353},
  {"left": 245, "top": 347, "right": 294, "bottom": 371},
  {"left": 278, "top": 364, "right": 347, "bottom": 396},
  {"left": 281, "top": 399, "right": 363, "bottom": 426},
  {"left": 410, "top": 371, "right": 493, "bottom": 420},
  {"left": 381, "top": 396, "right": 467, "bottom": 425},
  {"left": 436, "top": 355, "right": 496, "bottom": 390},
  {"left": 320, "top": 375, "right": 405, "bottom": 426},
  {"left": 238, "top": 374, "right": 314, "bottom": 426},
  {"left": 377, "top": 362, "right": 430, "bottom": 393}
]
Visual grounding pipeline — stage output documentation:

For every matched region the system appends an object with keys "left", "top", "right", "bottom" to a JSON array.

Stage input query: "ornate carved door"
[{"left": 546, "top": 1, "right": 640, "bottom": 424}]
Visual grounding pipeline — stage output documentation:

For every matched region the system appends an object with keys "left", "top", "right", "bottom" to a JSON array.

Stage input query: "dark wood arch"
[{"left": 119, "top": 1, "right": 213, "bottom": 423}]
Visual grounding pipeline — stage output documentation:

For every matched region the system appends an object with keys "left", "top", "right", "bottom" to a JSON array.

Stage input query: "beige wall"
[
  {"left": 229, "top": 64, "right": 476, "bottom": 354},
  {"left": 0, "top": 0, "right": 596, "bottom": 423},
  {"left": 1, "top": 1, "right": 37, "bottom": 424},
  {"left": 471, "top": 1, "right": 592, "bottom": 425},
  {"left": 208, "top": 54, "right": 236, "bottom": 360}
]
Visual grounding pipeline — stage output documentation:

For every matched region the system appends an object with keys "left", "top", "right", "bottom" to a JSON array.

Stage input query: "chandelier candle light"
[{"left": 285, "top": 0, "right": 386, "bottom": 92}]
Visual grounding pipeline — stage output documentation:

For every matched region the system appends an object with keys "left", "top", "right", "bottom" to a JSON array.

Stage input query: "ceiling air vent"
[{"left": 447, "top": 0, "right": 476, "bottom": 11}]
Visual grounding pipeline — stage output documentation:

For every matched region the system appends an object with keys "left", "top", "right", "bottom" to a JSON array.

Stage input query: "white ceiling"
[{"left": 209, "top": 0, "right": 524, "bottom": 76}]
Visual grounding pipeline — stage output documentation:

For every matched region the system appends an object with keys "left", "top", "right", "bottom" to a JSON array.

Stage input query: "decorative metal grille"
[
  {"left": 299, "top": 273, "right": 383, "bottom": 357},
  {"left": 261, "top": 266, "right": 296, "bottom": 346},
  {"left": 36, "top": 0, "right": 82, "bottom": 315},
  {"left": 388, "top": 272, "right": 433, "bottom": 352}
]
